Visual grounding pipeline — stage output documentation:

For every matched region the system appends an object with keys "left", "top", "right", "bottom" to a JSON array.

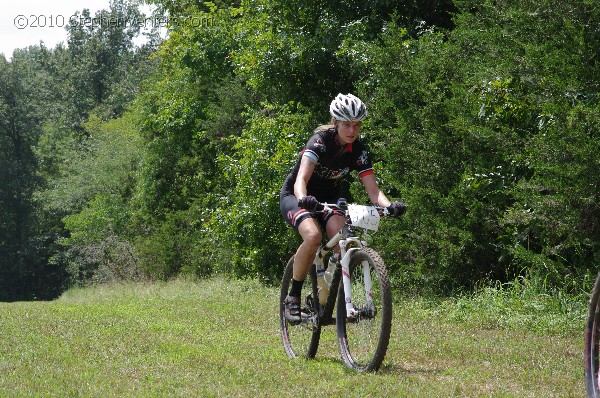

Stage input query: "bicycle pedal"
[{"left": 305, "top": 294, "right": 314, "bottom": 308}]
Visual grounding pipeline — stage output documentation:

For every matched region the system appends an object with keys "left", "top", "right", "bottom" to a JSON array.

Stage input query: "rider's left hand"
[{"left": 387, "top": 201, "right": 406, "bottom": 217}]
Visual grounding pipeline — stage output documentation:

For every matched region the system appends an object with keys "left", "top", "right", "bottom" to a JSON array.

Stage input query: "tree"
[
  {"left": 47, "top": 114, "right": 144, "bottom": 284},
  {"left": 213, "top": 102, "right": 316, "bottom": 280},
  {"left": 0, "top": 48, "right": 68, "bottom": 300},
  {"left": 361, "top": 0, "right": 600, "bottom": 292},
  {"left": 0, "top": 1, "right": 159, "bottom": 297},
  {"left": 231, "top": 0, "right": 455, "bottom": 108}
]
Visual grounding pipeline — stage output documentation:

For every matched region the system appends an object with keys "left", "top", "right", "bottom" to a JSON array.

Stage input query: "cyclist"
[{"left": 280, "top": 93, "right": 406, "bottom": 323}]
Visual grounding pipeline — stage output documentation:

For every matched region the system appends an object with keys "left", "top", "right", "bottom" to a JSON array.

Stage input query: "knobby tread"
[{"left": 336, "top": 247, "right": 392, "bottom": 372}]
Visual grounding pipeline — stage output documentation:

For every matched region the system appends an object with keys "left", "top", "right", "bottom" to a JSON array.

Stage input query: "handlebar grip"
[{"left": 298, "top": 196, "right": 324, "bottom": 211}]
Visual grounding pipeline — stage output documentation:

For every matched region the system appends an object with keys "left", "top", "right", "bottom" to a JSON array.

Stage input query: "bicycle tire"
[
  {"left": 280, "top": 256, "right": 322, "bottom": 359},
  {"left": 336, "top": 248, "right": 392, "bottom": 372},
  {"left": 585, "top": 272, "right": 600, "bottom": 397}
]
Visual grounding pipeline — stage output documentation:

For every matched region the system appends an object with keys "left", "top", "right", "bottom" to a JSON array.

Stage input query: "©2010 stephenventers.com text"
[{"left": 13, "top": 13, "right": 214, "bottom": 30}]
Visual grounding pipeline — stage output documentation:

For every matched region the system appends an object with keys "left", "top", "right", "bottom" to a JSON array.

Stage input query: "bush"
[{"left": 210, "top": 102, "right": 318, "bottom": 281}]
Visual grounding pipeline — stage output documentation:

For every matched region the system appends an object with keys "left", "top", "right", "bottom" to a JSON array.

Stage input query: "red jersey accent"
[{"left": 359, "top": 169, "right": 374, "bottom": 179}]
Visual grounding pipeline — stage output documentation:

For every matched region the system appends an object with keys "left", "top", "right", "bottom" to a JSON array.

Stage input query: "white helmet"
[{"left": 329, "top": 93, "right": 367, "bottom": 122}]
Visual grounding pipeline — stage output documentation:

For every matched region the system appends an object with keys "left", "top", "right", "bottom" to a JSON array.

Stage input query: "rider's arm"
[
  {"left": 361, "top": 173, "right": 391, "bottom": 207},
  {"left": 294, "top": 155, "right": 316, "bottom": 199}
]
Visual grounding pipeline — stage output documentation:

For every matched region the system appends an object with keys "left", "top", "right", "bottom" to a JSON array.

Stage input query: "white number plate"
[{"left": 348, "top": 205, "right": 380, "bottom": 232}]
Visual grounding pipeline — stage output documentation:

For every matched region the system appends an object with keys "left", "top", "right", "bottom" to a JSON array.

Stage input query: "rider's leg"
[
  {"left": 325, "top": 214, "right": 346, "bottom": 253},
  {"left": 279, "top": 192, "right": 322, "bottom": 285},
  {"left": 291, "top": 217, "right": 322, "bottom": 290},
  {"left": 284, "top": 217, "right": 322, "bottom": 323}
]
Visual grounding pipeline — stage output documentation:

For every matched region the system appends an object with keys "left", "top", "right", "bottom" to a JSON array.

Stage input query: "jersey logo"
[
  {"left": 357, "top": 150, "right": 369, "bottom": 166},
  {"left": 316, "top": 166, "right": 350, "bottom": 180},
  {"left": 314, "top": 137, "right": 326, "bottom": 152}
]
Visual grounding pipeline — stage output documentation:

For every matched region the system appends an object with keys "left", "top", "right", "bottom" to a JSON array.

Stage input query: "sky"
[{"left": 1, "top": 0, "right": 155, "bottom": 59}]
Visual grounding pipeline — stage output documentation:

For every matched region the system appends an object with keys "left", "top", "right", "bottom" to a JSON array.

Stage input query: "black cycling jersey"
[
  {"left": 280, "top": 127, "right": 374, "bottom": 230},
  {"left": 281, "top": 127, "right": 374, "bottom": 200}
]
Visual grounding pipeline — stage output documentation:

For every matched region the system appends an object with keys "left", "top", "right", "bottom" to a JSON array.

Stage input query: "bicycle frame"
[{"left": 314, "top": 218, "right": 373, "bottom": 319}]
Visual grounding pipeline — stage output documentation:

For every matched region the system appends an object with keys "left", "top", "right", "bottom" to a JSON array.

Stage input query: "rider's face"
[{"left": 336, "top": 121, "right": 361, "bottom": 144}]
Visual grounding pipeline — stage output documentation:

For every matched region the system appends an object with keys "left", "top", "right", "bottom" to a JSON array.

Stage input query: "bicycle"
[
  {"left": 279, "top": 199, "right": 397, "bottom": 372},
  {"left": 585, "top": 272, "right": 600, "bottom": 397}
]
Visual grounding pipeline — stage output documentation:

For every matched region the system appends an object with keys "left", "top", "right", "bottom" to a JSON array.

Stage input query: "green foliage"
[
  {"left": 502, "top": 102, "right": 600, "bottom": 285},
  {"left": 2, "top": 0, "right": 599, "bottom": 297},
  {"left": 0, "top": 1, "right": 160, "bottom": 298},
  {"left": 231, "top": 0, "right": 439, "bottom": 106},
  {"left": 360, "top": 0, "right": 600, "bottom": 293},
  {"left": 65, "top": 1, "right": 147, "bottom": 120},
  {"left": 134, "top": 0, "right": 243, "bottom": 216},
  {"left": 133, "top": 209, "right": 218, "bottom": 279},
  {"left": 136, "top": 71, "right": 209, "bottom": 215},
  {"left": 40, "top": 114, "right": 144, "bottom": 285},
  {"left": 39, "top": 115, "right": 142, "bottom": 215},
  {"left": 0, "top": 47, "right": 69, "bottom": 300},
  {"left": 211, "top": 102, "right": 317, "bottom": 280}
]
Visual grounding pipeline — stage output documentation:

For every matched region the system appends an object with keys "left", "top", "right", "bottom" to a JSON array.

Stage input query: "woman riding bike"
[{"left": 279, "top": 93, "right": 406, "bottom": 323}]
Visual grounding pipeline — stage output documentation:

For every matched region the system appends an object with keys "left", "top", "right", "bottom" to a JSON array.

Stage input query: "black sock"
[{"left": 289, "top": 278, "right": 304, "bottom": 297}]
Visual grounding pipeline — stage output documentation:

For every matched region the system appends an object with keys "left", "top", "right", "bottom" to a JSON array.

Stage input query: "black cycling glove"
[
  {"left": 298, "top": 196, "right": 322, "bottom": 211},
  {"left": 387, "top": 201, "right": 407, "bottom": 217}
]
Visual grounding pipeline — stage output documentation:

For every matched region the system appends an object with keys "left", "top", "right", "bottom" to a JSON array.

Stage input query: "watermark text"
[{"left": 14, "top": 14, "right": 214, "bottom": 30}]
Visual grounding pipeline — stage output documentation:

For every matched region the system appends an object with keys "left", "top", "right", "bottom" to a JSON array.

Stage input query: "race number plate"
[{"left": 348, "top": 205, "right": 380, "bottom": 232}]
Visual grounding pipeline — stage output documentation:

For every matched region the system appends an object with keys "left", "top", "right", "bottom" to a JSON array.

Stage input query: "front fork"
[{"left": 339, "top": 240, "right": 374, "bottom": 318}]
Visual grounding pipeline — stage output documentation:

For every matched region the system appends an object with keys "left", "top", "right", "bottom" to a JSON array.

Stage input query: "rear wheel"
[
  {"left": 585, "top": 272, "right": 600, "bottom": 397},
  {"left": 336, "top": 248, "right": 392, "bottom": 371},
  {"left": 280, "top": 256, "right": 321, "bottom": 359}
]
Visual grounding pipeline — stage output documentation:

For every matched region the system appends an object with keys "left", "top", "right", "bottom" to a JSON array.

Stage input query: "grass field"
[{"left": 0, "top": 277, "right": 586, "bottom": 397}]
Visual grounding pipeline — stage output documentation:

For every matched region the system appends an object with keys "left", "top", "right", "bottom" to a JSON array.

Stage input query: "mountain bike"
[
  {"left": 585, "top": 272, "right": 600, "bottom": 397},
  {"left": 279, "top": 200, "right": 396, "bottom": 372}
]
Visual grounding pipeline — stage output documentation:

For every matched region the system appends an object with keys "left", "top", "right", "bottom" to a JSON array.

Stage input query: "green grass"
[{"left": 0, "top": 277, "right": 586, "bottom": 397}]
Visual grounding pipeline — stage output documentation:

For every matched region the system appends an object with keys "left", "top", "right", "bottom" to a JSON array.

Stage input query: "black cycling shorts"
[{"left": 279, "top": 193, "right": 344, "bottom": 232}]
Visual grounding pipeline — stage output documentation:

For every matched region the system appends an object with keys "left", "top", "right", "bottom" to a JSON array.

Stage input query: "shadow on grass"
[
  {"left": 296, "top": 355, "right": 445, "bottom": 376},
  {"left": 379, "top": 362, "right": 445, "bottom": 376}
]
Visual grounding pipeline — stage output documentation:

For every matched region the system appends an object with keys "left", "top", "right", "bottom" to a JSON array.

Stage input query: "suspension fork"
[{"left": 339, "top": 238, "right": 373, "bottom": 318}]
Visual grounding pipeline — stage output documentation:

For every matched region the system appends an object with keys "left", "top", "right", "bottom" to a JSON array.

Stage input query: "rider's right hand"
[{"left": 298, "top": 195, "right": 322, "bottom": 211}]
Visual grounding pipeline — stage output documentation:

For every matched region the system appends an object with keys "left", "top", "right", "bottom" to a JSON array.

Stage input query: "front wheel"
[
  {"left": 336, "top": 248, "right": 392, "bottom": 372},
  {"left": 280, "top": 256, "right": 321, "bottom": 359},
  {"left": 585, "top": 272, "right": 600, "bottom": 397}
]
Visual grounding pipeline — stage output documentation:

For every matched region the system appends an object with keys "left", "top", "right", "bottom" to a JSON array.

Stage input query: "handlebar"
[{"left": 313, "top": 199, "right": 392, "bottom": 217}]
